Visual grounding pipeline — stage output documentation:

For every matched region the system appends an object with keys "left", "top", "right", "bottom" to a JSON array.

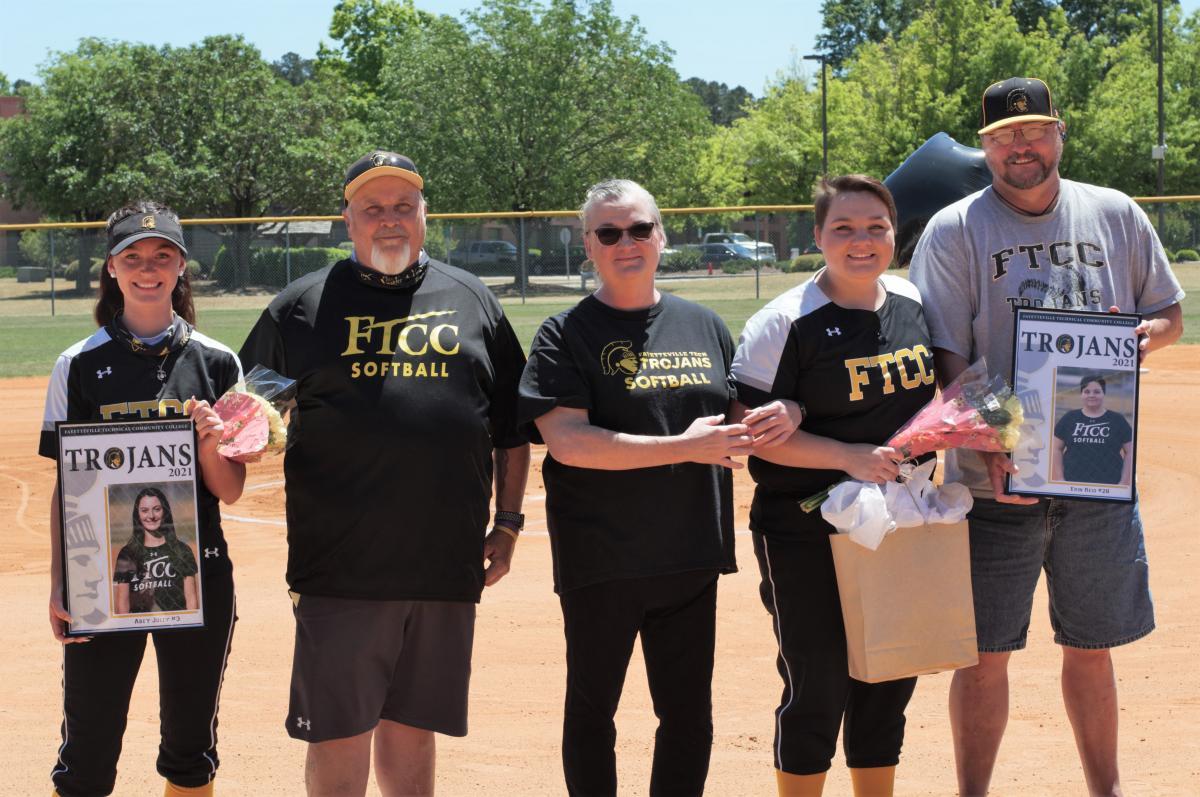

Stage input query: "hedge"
[
  {"left": 1175, "top": 248, "right": 1199, "bottom": 263},
  {"left": 213, "top": 246, "right": 345, "bottom": 288}
]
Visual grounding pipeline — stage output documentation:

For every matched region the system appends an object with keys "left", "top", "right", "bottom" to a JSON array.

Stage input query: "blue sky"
[
  {"left": 3, "top": 1, "right": 1198, "bottom": 95},
  {"left": 0, "top": 0, "right": 821, "bottom": 95}
]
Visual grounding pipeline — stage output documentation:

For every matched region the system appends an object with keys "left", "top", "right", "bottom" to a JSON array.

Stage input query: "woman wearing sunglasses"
[
  {"left": 519, "top": 179, "right": 796, "bottom": 795},
  {"left": 729, "top": 175, "right": 937, "bottom": 796},
  {"left": 40, "top": 201, "right": 245, "bottom": 797}
]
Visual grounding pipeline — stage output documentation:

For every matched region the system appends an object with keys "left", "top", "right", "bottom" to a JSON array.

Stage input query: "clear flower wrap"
[
  {"left": 213, "top": 365, "right": 296, "bottom": 463},
  {"left": 800, "top": 358, "right": 1023, "bottom": 513}
]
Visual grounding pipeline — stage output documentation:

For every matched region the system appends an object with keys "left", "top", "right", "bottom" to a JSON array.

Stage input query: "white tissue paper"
[{"left": 820, "top": 459, "right": 975, "bottom": 550}]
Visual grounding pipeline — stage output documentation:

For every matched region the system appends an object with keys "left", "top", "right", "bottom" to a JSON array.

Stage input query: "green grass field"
[{"left": 2, "top": 265, "right": 1197, "bottom": 379}]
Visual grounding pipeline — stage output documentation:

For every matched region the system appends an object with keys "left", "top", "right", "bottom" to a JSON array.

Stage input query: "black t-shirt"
[
  {"left": 113, "top": 537, "right": 199, "bottom": 612},
  {"left": 732, "top": 274, "right": 937, "bottom": 541},
  {"left": 518, "top": 293, "right": 738, "bottom": 594},
  {"left": 238, "top": 258, "right": 527, "bottom": 602},
  {"left": 1054, "top": 408, "right": 1133, "bottom": 484},
  {"left": 39, "top": 320, "right": 242, "bottom": 573}
]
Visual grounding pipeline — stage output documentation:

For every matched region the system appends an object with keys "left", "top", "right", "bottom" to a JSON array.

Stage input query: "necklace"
[
  {"left": 995, "top": 186, "right": 1060, "bottom": 217},
  {"left": 155, "top": 349, "right": 171, "bottom": 382},
  {"left": 108, "top": 312, "right": 191, "bottom": 383}
]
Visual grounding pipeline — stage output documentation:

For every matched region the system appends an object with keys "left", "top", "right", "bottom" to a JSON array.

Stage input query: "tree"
[
  {"left": 372, "top": 0, "right": 710, "bottom": 214},
  {"left": 0, "top": 40, "right": 175, "bottom": 291},
  {"left": 816, "top": 0, "right": 922, "bottom": 69},
  {"left": 159, "top": 36, "right": 366, "bottom": 284},
  {"left": 271, "top": 52, "right": 315, "bottom": 85},
  {"left": 319, "top": 0, "right": 453, "bottom": 89},
  {"left": 1061, "top": 0, "right": 1172, "bottom": 45},
  {"left": 684, "top": 78, "right": 754, "bottom": 126},
  {"left": 0, "top": 72, "right": 10, "bottom": 94}
]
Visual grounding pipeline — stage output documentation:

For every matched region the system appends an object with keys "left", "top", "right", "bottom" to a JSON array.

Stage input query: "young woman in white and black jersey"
[
  {"left": 730, "top": 175, "right": 937, "bottom": 797},
  {"left": 39, "top": 201, "right": 246, "bottom": 797}
]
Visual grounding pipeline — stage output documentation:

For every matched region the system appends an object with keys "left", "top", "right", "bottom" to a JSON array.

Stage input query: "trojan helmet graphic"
[
  {"left": 600, "top": 340, "right": 639, "bottom": 376},
  {"left": 1007, "top": 90, "right": 1030, "bottom": 114},
  {"left": 141, "top": 214, "right": 157, "bottom": 229},
  {"left": 104, "top": 447, "right": 125, "bottom": 470}
]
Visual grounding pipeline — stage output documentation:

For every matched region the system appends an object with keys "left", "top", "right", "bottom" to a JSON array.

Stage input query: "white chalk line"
[{"left": 0, "top": 469, "right": 40, "bottom": 539}]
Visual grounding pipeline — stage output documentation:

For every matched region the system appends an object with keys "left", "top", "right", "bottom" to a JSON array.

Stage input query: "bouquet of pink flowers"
[
  {"left": 800, "top": 358, "right": 1022, "bottom": 513},
  {"left": 213, "top": 365, "right": 296, "bottom": 463}
]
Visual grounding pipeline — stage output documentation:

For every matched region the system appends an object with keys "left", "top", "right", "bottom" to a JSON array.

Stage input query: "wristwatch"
[{"left": 494, "top": 510, "right": 525, "bottom": 532}]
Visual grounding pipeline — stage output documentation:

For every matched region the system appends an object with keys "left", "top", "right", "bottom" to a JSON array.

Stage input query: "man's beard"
[
  {"left": 370, "top": 240, "right": 412, "bottom": 273},
  {"left": 1000, "top": 151, "right": 1058, "bottom": 190}
]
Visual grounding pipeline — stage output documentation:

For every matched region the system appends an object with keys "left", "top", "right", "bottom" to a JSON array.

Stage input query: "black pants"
[
  {"left": 753, "top": 532, "right": 916, "bottom": 775},
  {"left": 559, "top": 570, "right": 719, "bottom": 797},
  {"left": 52, "top": 568, "right": 237, "bottom": 797}
]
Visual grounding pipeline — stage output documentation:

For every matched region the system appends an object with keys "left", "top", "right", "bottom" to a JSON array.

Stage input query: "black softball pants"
[
  {"left": 753, "top": 532, "right": 916, "bottom": 775},
  {"left": 559, "top": 569, "right": 719, "bottom": 797},
  {"left": 51, "top": 568, "right": 236, "bottom": 797}
]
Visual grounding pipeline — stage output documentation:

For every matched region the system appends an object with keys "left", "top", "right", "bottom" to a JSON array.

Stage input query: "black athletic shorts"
[{"left": 286, "top": 595, "right": 476, "bottom": 743}]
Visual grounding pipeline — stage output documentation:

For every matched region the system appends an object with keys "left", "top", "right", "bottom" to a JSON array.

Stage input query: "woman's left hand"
[
  {"left": 188, "top": 398, "right": 225, "bottom": 453},
  {"left": 742, "top": 400, "right": 803, "bottom": 449}
]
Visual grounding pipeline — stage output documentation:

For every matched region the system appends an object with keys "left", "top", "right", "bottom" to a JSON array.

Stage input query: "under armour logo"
[
  {"left": 826, "top": 327, "right": 841, "bottom": 336},
  {"left": 97, "top": 366, "right": 113, "bottom": 379},
  {"left": 296, "top": 716, "right": 311, "bottom": 730},
  {"left": 204, "top": 548, "right": 220, "bottom": 559}
]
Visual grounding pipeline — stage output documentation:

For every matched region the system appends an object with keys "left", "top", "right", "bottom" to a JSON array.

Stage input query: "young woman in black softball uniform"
[
  {"left": 730, "top": 175, "right": 937, "bottom": 797},
  {"left": 40, "top": 201, "right": 246, "bottom": 797}
]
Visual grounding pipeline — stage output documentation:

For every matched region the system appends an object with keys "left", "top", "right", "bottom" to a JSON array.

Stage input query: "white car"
[{"left": 702, "top": 232, "right": 776, "bottom": 260}]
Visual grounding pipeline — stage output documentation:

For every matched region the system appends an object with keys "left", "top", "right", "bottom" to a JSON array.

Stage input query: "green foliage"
[
  {"left": 1176, "top": 248, "right": 1200, "bottom": 262},
  {"left": 701, "top": 0, "right": 1200, "bottom": 201},
  {"left": 784, "top": 254, "right": 826, "bottom": 272},
  {"left": 684, "top": 78, "right": 754, "bottom": 126},
  {"left": 18, "top": 229, "right": 52, "bottom": 268},
  {"left": 0, "top": 71, "right": 10, "bottom": 94},
  {"left": 720, "top": 259, "right": 762, "bottom": 274},
  {"left": 212, "top": 246, "right": 345, "bottom": 288},
  {"left": 63, "top": 258, "right": 102, "bottom": 281},
  {"left": 660, "top": 248, "right": 703, "bottom": 273},
  {"left": 271, "top": 52, "right": 315, "bottom": 85},
  {"left": 371, "top": 0, "right": 712, "bottom": 212},
  {"left": 321, "top": 0, "right": 451, "bottom": 89}
]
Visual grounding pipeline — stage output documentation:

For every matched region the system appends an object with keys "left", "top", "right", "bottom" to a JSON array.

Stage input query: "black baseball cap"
[
  {"left": 978, "top": 77, "right": 1060, "bottom": 135},
  {"left": 343, "top": 151, "right": 424, "bottom": 204},
  {"left": 107, "top": 211, "right": 187, "bottom": 257}
]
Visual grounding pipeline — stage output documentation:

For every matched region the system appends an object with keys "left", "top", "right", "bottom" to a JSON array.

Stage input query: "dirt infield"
[{"left": 2, "top": 348, "right": 1197, "bottom": 795}]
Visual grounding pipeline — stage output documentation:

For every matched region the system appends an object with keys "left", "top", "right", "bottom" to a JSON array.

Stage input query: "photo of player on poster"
[
  {"left": 1050, "top": 369, "right": 1136, "bottom": 486},
  {"left": 108, "top": 483, "right": 201, "bottom": 615}
]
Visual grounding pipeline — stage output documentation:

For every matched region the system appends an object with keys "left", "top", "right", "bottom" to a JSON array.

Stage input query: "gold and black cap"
[
  {"left": 107, "top": 211, "right": 187, "bottom": 257},
  {"left": 343, "top": 151, "right": 424, "bottom": 205},
  {"left": 978, "top": 77, "right": 1060, "bottom": 135}
]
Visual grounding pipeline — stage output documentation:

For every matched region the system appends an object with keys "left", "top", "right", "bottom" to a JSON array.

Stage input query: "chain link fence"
[{"left": 3, "top": 199, "right": 1198, "bottom": 314}]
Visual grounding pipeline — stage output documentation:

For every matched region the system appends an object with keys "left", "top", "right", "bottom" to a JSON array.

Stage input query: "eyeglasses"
[
  {"left": 984, "top": 122, "right": 1056, "bottom": 147},
  {"left": 591, "top": 222, "right": 656, "bottom": 246}
]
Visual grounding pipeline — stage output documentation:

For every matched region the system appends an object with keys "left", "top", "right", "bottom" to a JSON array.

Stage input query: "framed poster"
[
  {"left": 1007, "top": 308, "right": 1140, "bottom": 502},
  {"left": 56, "top": 419, "right": 204, "bottom": 635}
]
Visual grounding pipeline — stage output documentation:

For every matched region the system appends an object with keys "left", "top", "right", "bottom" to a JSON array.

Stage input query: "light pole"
[
  {"left": 1154, "top": 0, "right": 1166, "bottom": 233},
  {"left": 803, "top": 53, "right": 828, "bottom": 176}
]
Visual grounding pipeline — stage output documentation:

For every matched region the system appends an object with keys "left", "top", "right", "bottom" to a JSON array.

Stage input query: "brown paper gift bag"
[{"left": 829, "top": 520, "right": 978, "bottom": 683}]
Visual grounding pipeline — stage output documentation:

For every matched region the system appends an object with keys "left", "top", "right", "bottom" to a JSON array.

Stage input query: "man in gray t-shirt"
[{"left": 910, "top": 77, "right": 1183, "bottom": 796}]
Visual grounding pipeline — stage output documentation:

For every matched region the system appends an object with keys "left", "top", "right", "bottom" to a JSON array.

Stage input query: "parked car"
[
  {"left": 530, "top": 245, "right": 589, "bottom": 275},
  {"left": 698, "top": 242, "right": 757, "bottom": 264},
  {"left": 448, "top": 240, "right": 518, "bottom": 272},
  {"left": 702, "top": 232, "right": 776, "bottom": 260}
]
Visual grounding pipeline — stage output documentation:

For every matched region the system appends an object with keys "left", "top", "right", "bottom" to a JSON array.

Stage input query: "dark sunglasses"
[{"left": 592, "top": 222, "right": 656, "bottom": 246}]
